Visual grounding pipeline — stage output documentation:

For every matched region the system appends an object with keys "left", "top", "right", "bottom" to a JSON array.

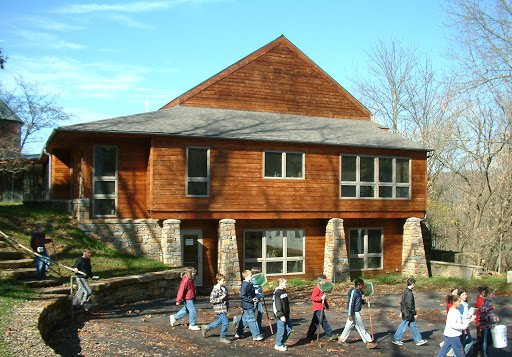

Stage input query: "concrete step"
[
  {"left": 0, "top": 258, "right": 34, "bottom": 269},
  {"left": 0, "top": 250, "right": 25, "bottom": 260},
  {"left": 3, "top": 267, "right": 37, "bottom": 279},
  {"left": 19, "top": 277, "right": 62, "bottom": 289}
]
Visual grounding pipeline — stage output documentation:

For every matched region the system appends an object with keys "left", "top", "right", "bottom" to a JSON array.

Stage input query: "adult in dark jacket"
[
  {"left": 392, "top": 278, "right": 428, "bottom": 346},
  {"left": 30, "top": 223, "right": 52, "bottom": 278}
]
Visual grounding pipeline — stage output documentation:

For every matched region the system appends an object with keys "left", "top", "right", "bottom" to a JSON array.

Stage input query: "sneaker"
[
  {"left": 253, "top": 335, "right": 264, "bottom": 341},
  {"left": 169, "top": 315, "right": 175, "bottom": 327},
  {"left": 366, "top": 342, "right": 378, "bottom": 349},
  {"left": 416, "top": 339, "right": 427, "bottom": 346},
  {"left": 392, "top": 340, "right": 404, "bottom": 346},
  {"left": 327, "top": 334, "right": 338, "bottom": 341},
  {"left": 219, "top": 336, "right": 231, "bottom": 344},
  {"left": 201, "top": 324, "right": 209, "bottom": 338},
  {"left": 234, "top": 333, "right": 241, "bottom": 339},
  {"left": 189, "top": 325, "right": 201, "bottom": 331},
  {"left": 274, "top": 345, "right": 287, "bottom": 351}
]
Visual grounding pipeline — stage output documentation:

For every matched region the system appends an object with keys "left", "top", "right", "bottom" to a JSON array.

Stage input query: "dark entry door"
[{"left": 181, "top": 229, "right": 203, "bottom": 286}]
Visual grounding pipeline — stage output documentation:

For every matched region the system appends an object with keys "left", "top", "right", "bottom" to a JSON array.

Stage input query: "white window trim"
[
  {"left": 263, "top": 151, "right": 305, "bottom": 180},
  {"left": 348, "top": 228, "right": 384, "bottom": 271},
  {"left": 340, "top": 155, "right": 411, "bottom": 200},
  {"left": 92, "top": 145, "right": 118, "bottom": 217},
  {"left": 186, "top": 146, "right": 210, "bottom": 197},
  {"left": 243, "top": 229, "right": 306, "bottom": 276}
]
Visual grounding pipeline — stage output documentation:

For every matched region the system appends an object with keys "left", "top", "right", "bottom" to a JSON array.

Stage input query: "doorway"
[{"left": 181, "top": 229, "right": 203, "bottom": 286}]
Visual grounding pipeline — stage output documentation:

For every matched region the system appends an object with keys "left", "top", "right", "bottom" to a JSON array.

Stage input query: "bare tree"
[
  {"left": 350, "top": 39, "right": 419, "bottom": 134},
  {"left": 0, "top": 76, "right": 72, "bottom": 173}
]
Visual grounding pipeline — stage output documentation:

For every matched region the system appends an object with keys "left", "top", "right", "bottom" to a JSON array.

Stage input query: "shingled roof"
[
  {"left": 0, "top": 99, "right": 22, "bottom": 123},
  {"left": 51, "top": 106, "right": 427, "bottom": 151}
]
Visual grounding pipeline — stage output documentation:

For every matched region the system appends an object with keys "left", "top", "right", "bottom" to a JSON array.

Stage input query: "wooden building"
[{"left": 44, "top": 36, "right": 429, "bottom": 287}]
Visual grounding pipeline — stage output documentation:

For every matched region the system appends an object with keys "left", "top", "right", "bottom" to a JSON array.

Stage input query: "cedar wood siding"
[
  {"left": 149, "top": 136, "right": 427, "bottom": 219},
  {"left": 51, "top": 149, "right": 71, "bottom": 199},
  {"left": 50, "top": 134, "right": 151, "bottom": 218},
  {"left": 162, "top": 38, "right": 370, "bottom": 120}
]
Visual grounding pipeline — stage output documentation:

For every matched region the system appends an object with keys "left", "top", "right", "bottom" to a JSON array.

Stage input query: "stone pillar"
[
  {"left": 72, "top": 198, "right": 90, "bottom": 221},
  {"left": 323, "top": 218, "right": 350, "bottom": 282},
  {"left": 401, "top": 217, "right": 428, "bottom": 277},
  {"left": 218, "top": 219, "right": 241, "bottom": 291},
  {"left": 161, "top": 219, "right": 182, "bottom": 267}
]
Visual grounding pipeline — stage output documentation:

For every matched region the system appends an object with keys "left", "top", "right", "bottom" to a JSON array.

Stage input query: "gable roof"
[
  {"left": 48, "top": 106, "right": 427, "bottom": 151},
  {"left": 161, "top": 35, "right": 371, "bottom": 120},
  {"left": 0, "top": 99, "right": 22, "bottom": 123}
]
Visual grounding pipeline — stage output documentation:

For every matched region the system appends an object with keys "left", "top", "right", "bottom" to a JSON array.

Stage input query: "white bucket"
[{"left": 491, "top": 325, "right": 508, "bottom": 349}]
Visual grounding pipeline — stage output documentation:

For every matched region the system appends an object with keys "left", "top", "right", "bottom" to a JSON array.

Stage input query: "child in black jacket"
[
  {"left": 72, "top": 247, "right": 98, "bottom": 310},
  {"left": 273, "top": 277, "right": 291, "bottom": 352}
]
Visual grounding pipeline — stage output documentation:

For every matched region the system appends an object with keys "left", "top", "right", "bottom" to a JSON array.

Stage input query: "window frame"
[
  {"left": 92, "top": 145, "right": 118, "bottom": 217},
  {"left": 263, "top": 151, "right": 305, "bottom": 180},
  {"left": 348, "top": 228, "right": 384, "bottom": 271},
  {"left": 340, "top": 154, "right": 411, "bottom": 199},
  {"left": 186, "top": 146, "right": 210, "bottom": 197},
  {"left": 243, "top": 229, "right": 306, "bottom": 276}
]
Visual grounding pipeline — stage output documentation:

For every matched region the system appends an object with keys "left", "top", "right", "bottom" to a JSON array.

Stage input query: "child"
[
  {"left": 235, "top": 270, "right": 263, "bottom": 340},
  {"left": 479, "top": 287, "right": 499, "bottom": 357},
  {"left": 201, "top": 273, "right": 231, "bottom": 344},
  {"left": 273, "top": 277, "right": 291, "bottom": 352},
  {"left": 233, "top": 267, "right": 263, "bottom": 332},
  {"left": 306, "top": 274, "right": 337, "bottom": 341},
  {"left": 436, "top": 295, "right": 476, "bottom": 357},
  {"left": 474, "top": 285, "right": 487, "bottom": 353},
  {"left": 170, "top": 267, "right": 200, "bottom": 330},
  {"left": 72, "top": 247, "right": 97, "bottom": 310},
  {"left": 30, "top": 223, "right": 52, "bottom": 278},
  {"left": 458, "top": 288, "right": 474, "bottom": 354},
  {"left": 392, "top": 278, "right": 427, "bottom": 346},
  {"left": 338, "top": 278, "right": 377, "bottom": 349},
  {"left": 446, "top": 287, "right": 460, "bottom": 313}
]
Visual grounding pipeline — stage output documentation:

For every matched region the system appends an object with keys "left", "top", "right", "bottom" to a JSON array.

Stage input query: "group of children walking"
[
  {"left": 169, "top": 268, "right": 502, "bottom": 355},
  {"left": 169, "top": 268, "right": 381, "bottom": 351}
]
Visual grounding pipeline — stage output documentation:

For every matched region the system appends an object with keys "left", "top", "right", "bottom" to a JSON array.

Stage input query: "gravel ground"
[{"left": 41, "top": 289, "right": 512, "bottom": 357}]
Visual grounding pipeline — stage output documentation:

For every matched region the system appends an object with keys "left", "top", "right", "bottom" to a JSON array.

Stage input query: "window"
[
  {"left": 264, "top": 151, "right": 304, "bottom": 179},
  {"left": 187, "top": 147, "right": 209, "bottom": 197},
  {"left": 244, "top": 229, "right": 305, "bottom": 275},
  {"left": 93, "top": 146, "right": 117, "bottom": 216},
  {"left": 340, "top": 155, "right": 411, "bottom": 199},
  {"left": 348, "top": 228, "right": 383, "bottom": 270}
]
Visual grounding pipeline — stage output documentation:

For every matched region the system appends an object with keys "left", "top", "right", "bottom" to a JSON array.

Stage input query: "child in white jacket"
[{"left": 437, "top": 295, "right": 476, "bottom": 357}]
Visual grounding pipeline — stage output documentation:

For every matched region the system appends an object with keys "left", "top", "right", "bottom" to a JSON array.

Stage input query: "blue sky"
[{"left": 0, "top": 0, "right": 449, "bottom": 154}]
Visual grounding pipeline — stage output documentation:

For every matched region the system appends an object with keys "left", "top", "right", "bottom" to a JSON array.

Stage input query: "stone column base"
[{"left": 323, "top": 218, "right": 350, "bottom": 282}]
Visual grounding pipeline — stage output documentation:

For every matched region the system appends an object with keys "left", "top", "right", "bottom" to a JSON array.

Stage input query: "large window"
[
  {"left": 264, "top": 151, "right": 304, "bottom": 179},
  {"left": 244, "top": 229, "right": 305, "bottom": 275},
  {"left": 186, "top": 147, "right": 210, "bottom": 197},
  {"left": 348, "top": 228, "right": 383, "bottom": 271},
  {"left": 340, "top": 155, "right": 410, "bottom": 199},
  {"left": 93, "top": 146, "right": 117, "bottom": 217}
]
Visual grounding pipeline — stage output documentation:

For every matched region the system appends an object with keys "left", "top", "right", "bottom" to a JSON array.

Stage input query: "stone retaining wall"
[{"left": 28, "top": 270, "right": 182, "bottom": 344}]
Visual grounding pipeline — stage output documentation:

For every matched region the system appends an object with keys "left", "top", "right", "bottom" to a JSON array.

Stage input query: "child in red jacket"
[
  {"left": 170, "top": 267, "right": 200, "bottom": 330},
  {"left": 306, "top": 274, "right": 337, "bottom": 340}
]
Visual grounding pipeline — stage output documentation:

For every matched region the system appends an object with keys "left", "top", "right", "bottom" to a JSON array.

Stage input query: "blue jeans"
[
  {"left": 174, "top": 299, "right": 197, "bottom": 326},
  {"left": 461, "top": 330, "right": 473, "bottom": 354},
  {"left": 236, "top": 308, "right": 261, "bottom": 338},
  {"left": 307, "top": 310, "right": 333, "bottom": 337},
  {"left": 275, "top": 318, "right": 292, "bottom": 346},
  {"left": 437, "top": 336, "right": 466, "bottom": 357},
  {"left": 208, "top": 313, "right": 229, "bottom": 337},
  {"left": 235, "top": 303, "right": 263, "bottom": 330},
  {"left": 393, "top": 320, "right": 423, "bottom": 342},
  {"left": 481, "top": 328, "right": 492, "bottom": 357},
  {"left": 35, "top": 250, "right": 50, "bottom": 277}
]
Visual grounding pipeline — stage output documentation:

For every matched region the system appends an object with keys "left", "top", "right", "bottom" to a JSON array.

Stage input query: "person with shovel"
[
  {"left": 338, "top": 278, "right": 377, "bottom": 349},
  {"left": 306, "top": 274, "right": 337, "bottom": 341}
]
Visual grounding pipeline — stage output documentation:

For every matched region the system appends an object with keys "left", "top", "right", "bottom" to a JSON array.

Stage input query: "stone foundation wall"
[{"left": 78, "top": 219, "right": 163, "bottom": 261}]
